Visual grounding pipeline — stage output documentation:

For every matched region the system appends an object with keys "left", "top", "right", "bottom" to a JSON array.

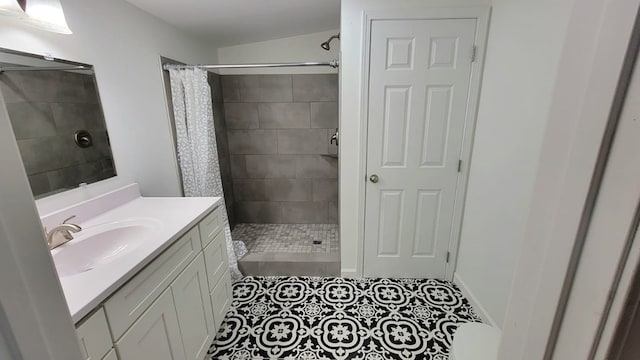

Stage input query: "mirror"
[{"left": 0, "top": 48, "right": 116, "bottom": 198}]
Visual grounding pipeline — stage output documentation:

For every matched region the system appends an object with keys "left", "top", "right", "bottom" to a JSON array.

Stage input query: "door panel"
[
  {"left": 116, "top": 288, "right": 185, "bottom": 360},
  {"left": 364, "top": 19, "right": 476, "bottom": 278},
  {"left": 172, "top": 254, "right": 215, "bottom": 360}
]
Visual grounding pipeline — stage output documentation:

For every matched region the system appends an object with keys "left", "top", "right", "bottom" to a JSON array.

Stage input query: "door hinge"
[
  {"left": 457, "top": 159, "right": 462, "bottom": 172},
  {"left": 471, "top": 45, "right": 477, "bottom": 62},
  {"left": 446, "top": 251, "right": 450, "bottom": 263}
]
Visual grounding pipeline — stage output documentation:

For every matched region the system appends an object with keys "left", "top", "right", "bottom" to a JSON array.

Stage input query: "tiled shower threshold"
[{"left": 233, "top": 223, "right": 340, "bottom": 276}]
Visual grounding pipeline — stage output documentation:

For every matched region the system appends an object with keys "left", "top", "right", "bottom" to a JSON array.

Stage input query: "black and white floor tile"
[{"left": 208, "top": 276, "right": 481, "bottom": 360}]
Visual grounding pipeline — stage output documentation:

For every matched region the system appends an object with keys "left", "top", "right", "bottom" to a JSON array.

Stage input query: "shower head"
[{"left": 321, "top": 33, "right": 340, "bottom": 51}]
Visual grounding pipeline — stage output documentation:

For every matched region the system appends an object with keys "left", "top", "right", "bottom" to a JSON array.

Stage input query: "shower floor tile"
[{"left": 232, "top": 223, "right": 339, "bottom": 254}]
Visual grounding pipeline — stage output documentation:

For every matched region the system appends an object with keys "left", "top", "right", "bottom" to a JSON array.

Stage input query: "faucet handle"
[{"left": 63, "top": 215, "right": 76, "bottom": 224}]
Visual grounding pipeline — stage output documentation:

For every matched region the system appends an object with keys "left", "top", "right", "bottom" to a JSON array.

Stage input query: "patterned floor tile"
[{"left": 208, "top": 276, "right": 481, "bottom": 360}]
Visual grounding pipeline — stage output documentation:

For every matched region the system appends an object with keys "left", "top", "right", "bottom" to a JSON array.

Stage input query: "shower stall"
[{"left": 163, "top": 48, "right": 340, "bottom": 277}]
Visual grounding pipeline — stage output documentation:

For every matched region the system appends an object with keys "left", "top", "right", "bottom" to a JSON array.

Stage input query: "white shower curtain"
[{"left": 168, "top": 67, "right": 246, "bottom": 281}]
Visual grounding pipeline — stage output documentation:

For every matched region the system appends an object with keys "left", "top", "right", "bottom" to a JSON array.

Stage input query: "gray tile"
[
  {"left": 50, "top": 103, "right": 92, "bottom": 131},
  {"left": 258, "top": 103, "right": 310, "bottom": 129},
  {"left": 227, "top": 129, "right": 277, "bottom": 154},
  {"left": 281, "top": 202, "right": 328, "bottom": 223},
  {"left": 264, "top": 179, "right": 312, "bottom": 201},
  {"left": 83, "top": 130, "right": 112, "bottom": 162},
  {"left": 28, "top": 173, "right": 51, "bottom": 196},
  {"left": 224, "top": 103, "right": 259, "bottom": 129},
  {"left": 20, "top": 71, "right": 87, "bottom": 103},
  {"left": 17, "top": 136, "right": 62, "bottom": 174},
  {"left": 230, "top": 155, "right": 248, "bottom": 178},
  {"left": 0, "top": 72, "right": 26, "bottom": 103},
  {"left": 293, "top": 74, "right": 338, "bottom": 102},
  {"left": 223, "top": 75, "right": 293, "bottom": 103},
  {"left": 245, "top": 155, "right": 296, "bottom": 179},
  {"left": 208, "top": 72, "right": 224, "bottom": 102},
  {"left": 235, "top": 201, "right": 283, "bottom": 223},
  {"left": 313, "top": 179, "right": 338, "bottom": 202},
  {"left": 84, "top": 76, "right": 100, "bottom": 104},
  {"left": 241, "top": 75, "right": 292, "bottom": 102},
  {"left": 328, "top": 201, "right": 338, "bottom": 224},
  {"left": 233, "top": 180, "right": 266, "bottom": 201},
  {"left": 6, "top": 102, "right": 56, "bottom": 139},
  {"left": 277, "top": 129, "right": 327, "bottom": 154},
  {"left": 295, "top": 155, "right": 338, "bottom": 179},
  {"left": 221, "top": 75, "right": 242, "bottom": 102},
  {"left": 311, "top": 102, "right": 338, "bottom": 128}
]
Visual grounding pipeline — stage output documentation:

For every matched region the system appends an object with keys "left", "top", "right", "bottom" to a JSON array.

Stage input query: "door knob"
[{"left": 369, "top": 174, "right": 379, "bottom": 183}]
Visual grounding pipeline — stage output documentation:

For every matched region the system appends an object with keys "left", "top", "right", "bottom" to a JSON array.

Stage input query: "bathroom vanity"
[{"left": 43, "top": 184, "right": 232, "bottom": 360}]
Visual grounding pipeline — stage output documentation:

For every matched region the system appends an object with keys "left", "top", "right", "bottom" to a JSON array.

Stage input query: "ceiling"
[{"left": 125, "top": 0, "right": 341, "bottom": 47}]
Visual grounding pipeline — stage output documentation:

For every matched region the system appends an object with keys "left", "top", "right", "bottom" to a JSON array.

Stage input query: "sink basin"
[{"left": 52, "top": 218, "right": 161, "bottom": 277}]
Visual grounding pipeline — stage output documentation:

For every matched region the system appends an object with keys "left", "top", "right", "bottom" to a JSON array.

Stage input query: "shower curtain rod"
[
  {"left": 163, "top": 59, "right": 339, "bottom": 70},
  {"left": 0, "top": 65, "right": 90, "bottom": 73}
]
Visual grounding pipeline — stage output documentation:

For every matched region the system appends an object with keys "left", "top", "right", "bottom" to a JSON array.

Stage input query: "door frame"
[{"left": 356, "top": 7, "right": 491, "bottom": 279}]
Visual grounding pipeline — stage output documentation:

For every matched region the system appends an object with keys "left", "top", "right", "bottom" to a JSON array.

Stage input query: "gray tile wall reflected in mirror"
[
  {"left": 0, "top": 64, "right": 115, "bottom": 198},
  {"left": 222, "top": 74, "right": 338, "bottom": 224}
]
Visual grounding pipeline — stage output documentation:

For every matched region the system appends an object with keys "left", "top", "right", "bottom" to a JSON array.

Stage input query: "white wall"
[
  {"left": 0, "top": 0, "right": 218, "bottom": 214},
  {"left": 339, "top": 0, "right": 490, "bottom": 277},
  {"left": 454, "top": 0, "right": 575, "bottom": 327},
  {"left": 216, "top": 29, "right": 339, "bottom": 75}
]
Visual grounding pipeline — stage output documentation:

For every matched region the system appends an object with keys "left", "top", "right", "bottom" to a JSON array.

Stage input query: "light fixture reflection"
[
  {"left": 0, "top": 0, "right": 72, "bottom": 34},
  {"left": 0, "top": 0, "right": 23, "bottom": 16}
]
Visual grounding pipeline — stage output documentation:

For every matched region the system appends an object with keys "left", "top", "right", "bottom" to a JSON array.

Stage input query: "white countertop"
[{"left": 43, "top": 185, "right": 221, "bottom": 323}]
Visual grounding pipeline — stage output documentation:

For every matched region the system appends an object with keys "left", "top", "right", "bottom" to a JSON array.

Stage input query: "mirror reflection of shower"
[{"left": 321, "top": 33, "right": 340, "bottom": 51}]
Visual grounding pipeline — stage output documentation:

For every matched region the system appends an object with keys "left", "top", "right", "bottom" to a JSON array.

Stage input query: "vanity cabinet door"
[
  {"left": 102, "top": 349, "right": 118, "bottom": 360},
  {"left": 116, "top": 288, "right": 186, "bottom": 360},
  {"left": 76, "top": 308, "right": 112, "bottom": 360},
  {"left": 199, "top": 206, "right": 223, "bottom": 248},
  {"left": 203, "top": 229, "right": 229, "bottom": 291},
  {"left": 210, "top": 270, "right": 232, "bottom": 330},
  {"left": 171, "top": 253, "right": 215, "bottom": 360}
]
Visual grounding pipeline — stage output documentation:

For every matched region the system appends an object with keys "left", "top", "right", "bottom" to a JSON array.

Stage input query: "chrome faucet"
[{"left": 46, "top": 215, "right": 82, "bottom": 250}]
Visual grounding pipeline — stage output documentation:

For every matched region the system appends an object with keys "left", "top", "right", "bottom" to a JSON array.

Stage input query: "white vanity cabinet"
[
  {"left": 76, "top": 308, "right": 113, "bottom": 360},
  {"left": 75, "top": 205, "right": 232, "bottom": 360}
]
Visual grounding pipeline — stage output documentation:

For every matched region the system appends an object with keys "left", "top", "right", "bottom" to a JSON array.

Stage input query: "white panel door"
[
  {"left": 364, "top": 19, "right": 476, "bottom": 278},
  {"left": 171, "top": 254, "right": 215, "bottom": 360}
]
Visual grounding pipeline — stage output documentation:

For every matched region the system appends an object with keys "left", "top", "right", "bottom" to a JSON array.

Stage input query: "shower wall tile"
[
  {"left": 233, "top": 179, "right": 266, "bottom": 201},
  {"left": 208, "top": 72, "right": 236, "bottom": 228},
  {"left": 224, "top": 103, "right": 259, "bottom": 129},
  {"left": 295, "top": 155, "right": 338, "bottom": 179},
  {"left": 264, "top": 179, "right": 312, "bottom": 202},
  {"left": 236, "top": 201, "right": 283, "bottom": 223},
  {"left": 230, "top": 155, "right": 248, "bottom": 179},
  {"left": 277, "top": 129, "right": 327, "bottom": 154},
  {"left": 0, "top": 72, "right": 25, "bottom": 103},
  {"left": 227, "top": 129, "right": 278, "bottom": 154},
  {"left": 245, "top": 155, "right": 297, "bottom": 179},
  {"left": 223, "top": 74, "right": 338, "bottom": 224},
  {"left": 20, "top": 71, "right": 87, "bottom": 103},
  {"left": 328, "top": 201, "right": 338, "bottom": 223},
  {"left": 281, "top": 202, "right": 329, "bottom": 223},
  {"left": 6, "top": 102, "right": 56, "bottom": 139},
  {"left": 311, "top": 102, "right": 338, "bottom": 129},
  {"left": 223, "top": 75, "right": 292, "bottom": 103},
  {"left": 292, "top": 74, "right": 338, "bottom": 102},
  {"left": 312, "top": 179, "right": 338, "bottom": 202},
  {"left": 258, "top": 103, "right": 310, "bottom": 129}
]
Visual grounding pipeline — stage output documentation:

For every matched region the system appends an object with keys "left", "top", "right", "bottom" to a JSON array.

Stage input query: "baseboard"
[
  {"left": 341, "top": 268, "right": 359, "bottom": 277},
  {"left": 454, "top": 273, "right": 499, "bottom": 328}
]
